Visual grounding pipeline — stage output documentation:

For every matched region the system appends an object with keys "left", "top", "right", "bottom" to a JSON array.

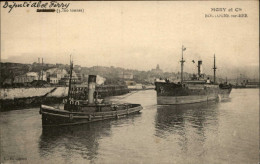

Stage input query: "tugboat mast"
[
  {"left": 213, "top": 54, "right": 217, "bottom": 84},
  {"left": 41, "top": 58, "right": 43, "bottom": 80},
  {"left": 180, "top": 45, "right": 186, "bottom": 83},
  {"left": 67, "top": 55, "right": 73, "bottom": 102}
]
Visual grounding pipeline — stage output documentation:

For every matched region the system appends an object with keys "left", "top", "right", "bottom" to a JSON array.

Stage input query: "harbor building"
[
  {"left": 13, "top": 75, "right": 36, "bottom": 84},
  {"left": 118, "top": 72, "right": 134, "bottom": 80},
  {"left": 151, "top": 64, "right": 163, "bottom": 75}
]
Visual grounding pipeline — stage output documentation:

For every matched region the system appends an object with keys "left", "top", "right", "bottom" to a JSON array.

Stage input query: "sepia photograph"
[{"left": 0, "top": 1, "right": 259, "bottom": 163}]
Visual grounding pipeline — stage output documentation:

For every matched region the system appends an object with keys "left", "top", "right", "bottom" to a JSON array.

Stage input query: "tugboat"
[
  {"left": 39, "top": 59, "right": 142, "bottom": 127},
  {"left": 155, "top": 46, "right": 232, "bottom": 105}
]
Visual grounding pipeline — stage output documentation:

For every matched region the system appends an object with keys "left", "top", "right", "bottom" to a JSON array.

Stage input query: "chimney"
[
  {"left": 198, "top": 60, "right": 202, "bottom": 77},
  {"left": 88, "top": 75, "right": 96, "bottom": 104}
]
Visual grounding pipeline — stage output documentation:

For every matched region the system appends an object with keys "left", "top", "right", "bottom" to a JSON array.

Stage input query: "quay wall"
[
  {"left": 0, "top": 87, "right": 68, "bottom": 100},
  {"left": 46, "top": 87, "right": 68, "bottom": 97},
  {"left": 0, "top": 87, "right": 68, "bottom": 111},
  {"left": 0, "top": 86, "right": 129, "bottom": 111}
]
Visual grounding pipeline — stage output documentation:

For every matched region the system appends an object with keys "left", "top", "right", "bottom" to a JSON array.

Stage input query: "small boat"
[{"left": 39, "top": 59, "right": 142, "bottom": 127}]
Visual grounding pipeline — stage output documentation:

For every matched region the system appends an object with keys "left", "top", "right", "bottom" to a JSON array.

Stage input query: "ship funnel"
[
  {"left": 88, "top": 75, "right": 96, "bottom": 104},
  {"left": 198, "top": 60, "right": 202, "bottom": 77}
]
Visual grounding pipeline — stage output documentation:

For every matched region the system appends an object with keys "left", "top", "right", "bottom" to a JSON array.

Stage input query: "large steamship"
[{"left": 155, "top": 46, "right": 232, "bottom": 105}]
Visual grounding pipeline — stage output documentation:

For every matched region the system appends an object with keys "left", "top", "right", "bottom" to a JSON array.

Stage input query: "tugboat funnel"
[{"left": 88, "top": 75, "right": 96, "bottom": 104}]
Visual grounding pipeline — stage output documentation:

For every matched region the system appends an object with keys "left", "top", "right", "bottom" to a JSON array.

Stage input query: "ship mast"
[
  {"left": 213, "top": 54, "right": 217, "bottom": 84},
  {"left": 180, "top": 45, "right": 186, "bottom": 83},
  {"left": 67, "top": 55, "right": 73, "bottom": 102},
  {"left": 41, "top": 58, "right": 43, "bottom": 80}
]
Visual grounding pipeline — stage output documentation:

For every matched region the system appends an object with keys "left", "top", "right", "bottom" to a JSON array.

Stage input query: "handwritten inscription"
[
  {"left": 2, "top": 1, "right": 70, "bottom": 13},
  {"left": 205, "top": 8, "right": 247, "bottom": 18}
]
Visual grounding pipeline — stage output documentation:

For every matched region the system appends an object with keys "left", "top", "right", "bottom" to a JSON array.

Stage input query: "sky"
[{"left": 1, "top": 1, "right": 259, "bottom": 79}]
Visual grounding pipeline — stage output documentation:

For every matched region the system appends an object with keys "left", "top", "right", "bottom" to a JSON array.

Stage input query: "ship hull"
[
  {"left": 155, "top": 82, "right": 232, "bottom": 105},
  {"left": 157, "top": 94, "right": 217, "bottom": 105},
  {"left": 40, "top": 104, "right": 142, "bottom": 127}
]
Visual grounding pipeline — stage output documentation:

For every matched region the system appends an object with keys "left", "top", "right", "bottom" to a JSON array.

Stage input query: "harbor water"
[{"left": 0, "top": 89, "right": 259, "bottom": 164}]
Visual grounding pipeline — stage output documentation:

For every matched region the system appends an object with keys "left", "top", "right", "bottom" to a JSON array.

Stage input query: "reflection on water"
[
  {"left": 39, "top": 122, "right": 112, "bottom": 162},
  {"left": 156, "top": 102, "right": 219, "bottom": 138},
  {"left": 38, "top": 113, "right": 142, "bottom": 163},
  {"left": 155, "top": 102, "right": 220, "bottom": 157}
]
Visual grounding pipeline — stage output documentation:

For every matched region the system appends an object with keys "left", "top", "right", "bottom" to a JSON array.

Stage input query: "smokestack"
[
  {"left": 88, "top": 75, "right": 96, "bottom": 104},
  {"left": 198, "top": 60, "right": 202, "bottom": 77}
]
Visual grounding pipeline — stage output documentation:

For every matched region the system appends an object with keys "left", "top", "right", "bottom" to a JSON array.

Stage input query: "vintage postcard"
[{"left": 0, "top": 1, "right": 259, "bottom": 163}]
